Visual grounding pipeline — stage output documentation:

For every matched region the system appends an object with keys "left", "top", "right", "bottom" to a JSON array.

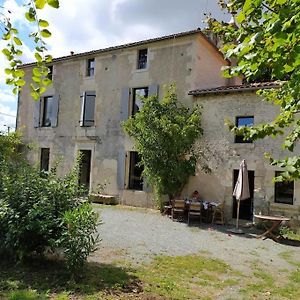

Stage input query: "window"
[
  {"left": 235, "top": 116, "right": 254, "bottom": 143},
  {"left": 87, "top": 58, "right": 95, "bottom": 76},
  {"left": 132, "top": 87, "right": 148, "bottom": 115},
  {"left": 47, "top": 65, "right": 53, "bottom": 80},
  {"left": 40, "top": 148, "right": 50, "bottom": 171},
  {"left": 275, "top": 171, "right": 294, "bottom": 205},
  {"left": 80, "top": 91, "right": 96, "bottom": 127},
  {"left": 137, "top": 49, "right": 147, "bottom": 69},
  {"left": 128, "top": 151, "right": 143, "bottom": 190},
  {"left": 42, "top": 96, "right": 53, "bottom": 127}
]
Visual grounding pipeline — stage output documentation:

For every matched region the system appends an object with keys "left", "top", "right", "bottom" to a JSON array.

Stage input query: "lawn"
[{"left": 1, "top": 250, "right": 300, "bottom": 300}]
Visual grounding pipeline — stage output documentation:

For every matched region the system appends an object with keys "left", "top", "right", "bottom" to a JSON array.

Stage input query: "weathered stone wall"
[
  {"left": 190, "top": 92, "right": 300, "bottom": 222},
  {"left": 17, "top": 33, "right": 227, "bottom": 208}
]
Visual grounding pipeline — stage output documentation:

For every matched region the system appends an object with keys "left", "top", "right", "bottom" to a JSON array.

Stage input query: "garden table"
[{"left": 254, "top": 214, "right": 290, "bottom": 242}]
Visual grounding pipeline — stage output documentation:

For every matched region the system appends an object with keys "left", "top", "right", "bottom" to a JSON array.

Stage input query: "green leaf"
[
  {"left": 35, "top": 0, "right": 46, "bottom": 9},
  {"left": 42, "top": 78, "right": 52, "bottom": 86},
  {"left": 16, "top": 50, "right": 23, "bottom": 56},
  {"left": 243, "top": 0, "right": 252, "bottom": 14},
  {"left": 14, "top": 69, "right": 25, "bottom": 77},
  {"left": 4, "top": 68, "right": 12, "bottom": 75},
  {"left": 236, "top": 11, "right": 245, "bottom": 23},
  {"left": 2, "top": 48, "right": 10, "bottom": 57},
  {"left": 32, "top": 76, "right": 41, "bottom": 83},
  {"left": 41, "top": 29, "right": 51, "bottom": 38},
  {"left": 38, "top": 19, "right": 49, "bottom": 27},
  {"left": 34, "top": 52, "right": 43, "bottom": 62},
  {"left": 25, "top": 12, "right": 35, "bottom": 22},
  {"left": 47, "top": 0, "right": 60, "bottom": 8},
  {"left": 16, "top": 79, "right": 26, "bottom": 86},
  {"left": 13, "top": 37, "right": 23, "bottom": 46},
  {"left": 277, "top": 0, "right": 287, "bottom": 4},
  {"left": 2, "top": 33, "right": 11, "bottom": 40},
  {"left": 33, "top": 67, "right": 42, "bottom": 77}
]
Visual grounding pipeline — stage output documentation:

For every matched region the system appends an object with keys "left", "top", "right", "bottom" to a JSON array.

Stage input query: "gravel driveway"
[{"left": 90, "top": 205, "right": 300, "bottom": 273}]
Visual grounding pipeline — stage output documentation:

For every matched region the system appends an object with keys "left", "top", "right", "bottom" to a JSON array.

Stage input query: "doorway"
[
  {"left": 78, "top": 150, "right": 92, "bottom": 190},
  {"left": 232, "top": 169, "right": 255, "bottom": 221}
]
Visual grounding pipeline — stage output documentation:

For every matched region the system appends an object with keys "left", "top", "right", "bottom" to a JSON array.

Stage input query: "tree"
[
  {"left": 207, "top": 0, "right": 300, "bottom": 181},
  {"left": 1, "top": 0, "right": 59, "bottom": 99},
  {"left": 123, "top": 86, "right": 202, "bottom": 208}
]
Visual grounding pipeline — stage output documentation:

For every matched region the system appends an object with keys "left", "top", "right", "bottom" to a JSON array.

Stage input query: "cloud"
[{"left": 38, "top": 0, "right": 229, "bottom": 57}]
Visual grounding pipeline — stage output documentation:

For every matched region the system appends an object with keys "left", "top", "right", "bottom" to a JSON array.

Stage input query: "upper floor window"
[
  {"left": 137, "top": 49, "right": 147, "bottom": 69},
  {"left": 80, "top": 91, "right": 96, "bottom": 127},
  {"left": 275, "top": 171, "right": 294, "bottom": 205},
  {"left": 42, "top": 96, "right": 53, "bottom": 127},
  {"left": 87, "top": 58, "right": 95, "bottom": 76},
  {"left": 132, "top": 87, "right": 148, "bottom": 115},
  {"left": 235, "top": 116, "right": 254, "bottom": 143},
  {"left": 47, "top": 65, "right": 53, "bottom": 80}
]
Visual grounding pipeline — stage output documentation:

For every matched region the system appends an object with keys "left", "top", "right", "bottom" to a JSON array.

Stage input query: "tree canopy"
[
  {"left": 1, "top": 0, "right": 59, "bottom": 99},
  {"left": 208, "top": 0, "right": 300, "bottom": 180},
  {"left": 123, "top": 86, "right": 202, "bottom": 205}
]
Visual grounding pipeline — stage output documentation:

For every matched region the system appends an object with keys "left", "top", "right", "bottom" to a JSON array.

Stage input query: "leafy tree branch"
[
  {"left": 208, "top": 0, "right": 300, "bottom": 180},
  {"left": 1, "top": 0, "right": 59, "bottom": 99}
]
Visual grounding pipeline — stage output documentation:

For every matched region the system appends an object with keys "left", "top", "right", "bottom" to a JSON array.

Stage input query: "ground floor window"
[
  {"left": 78, "top": 150, "right": 92, "bottom": 190},
  {"left": 275, "top": 171, "right": 294, "bottom": 205},
  {"left": 128, "top": 151, "right": 143, "bottom": 190},
  {"left": 40, "top": 148, "right": 50, "bottom": 171}
]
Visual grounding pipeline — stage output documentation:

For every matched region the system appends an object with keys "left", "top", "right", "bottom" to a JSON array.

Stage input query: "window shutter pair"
[
  {"left": 117, "top": 84, "right": 158, "bottom": 191},
  {"left": 80, "top": 91, "right": 96, "bottom": 127},
  {"left": 33, "top": 95, "right": 60, "bottom": 128}
]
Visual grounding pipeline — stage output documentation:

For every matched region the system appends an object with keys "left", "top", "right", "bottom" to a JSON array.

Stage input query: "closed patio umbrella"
[{"left": 231, "top": 159, "right": 250, "bottom": 234}]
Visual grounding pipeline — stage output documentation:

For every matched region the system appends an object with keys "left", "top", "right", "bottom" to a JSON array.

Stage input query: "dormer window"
[
  {"left": 137, "top": 49, "right": 147, "bottom": 69},
  {"left": 87, "top": 58, "right": 95, "bottom": 77}
]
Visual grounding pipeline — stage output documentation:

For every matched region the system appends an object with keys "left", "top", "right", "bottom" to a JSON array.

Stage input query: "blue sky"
[{"left": 0, "top": 0, "right": 229, "bottom": 132}]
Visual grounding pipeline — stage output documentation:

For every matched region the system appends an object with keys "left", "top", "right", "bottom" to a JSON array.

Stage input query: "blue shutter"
[
  {"left": 149, "top": 84, "right": 159, "bottom": 97},
  {"left": 120, "top": 87, "right": 130, "bottom": 121},
  {"left": 84, "top": 91, "right": 96, "bottom": 126},
  {"left": 51, "top": 94, "right": 59, "bottom": 127},
  {"left": 117, "top": 150, "right": 126, "bottom": 190},
  {"left": 33, "top": 99, "right": 41, "bottom": 128}
]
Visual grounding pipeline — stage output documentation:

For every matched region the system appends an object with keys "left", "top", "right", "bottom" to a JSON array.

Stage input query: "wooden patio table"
[{"left": 254, "top": 214, "right": 290, "bottom": 242}]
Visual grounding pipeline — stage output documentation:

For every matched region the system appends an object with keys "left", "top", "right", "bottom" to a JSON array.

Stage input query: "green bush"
[
  {"left": 0, "top": 133, "right": 100, "bottom": 273},
  {"left": 59, "top": 203, "right": 100, "bottom": 274}
]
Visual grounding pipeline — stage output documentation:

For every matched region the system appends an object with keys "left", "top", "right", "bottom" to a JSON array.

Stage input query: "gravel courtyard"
[{"left": 90, "top": 205, "right": 300, "bottom": 274}]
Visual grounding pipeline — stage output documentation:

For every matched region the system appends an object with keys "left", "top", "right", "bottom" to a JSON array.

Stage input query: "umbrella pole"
[{"left": 236, "top": 200, "right": 240, "bottom": 229}]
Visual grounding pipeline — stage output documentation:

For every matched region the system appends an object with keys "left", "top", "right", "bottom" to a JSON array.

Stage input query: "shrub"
[{"left": 0, "top": 133, "right": 100, "bottom": 273}]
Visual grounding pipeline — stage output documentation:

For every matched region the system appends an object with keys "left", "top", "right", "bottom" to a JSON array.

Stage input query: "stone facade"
[
  {"left": 17, "top": 29, "right": 299, "bottom": 223},
  {"left": 17, "top": 30, "right": 233, "bottom": 208}
]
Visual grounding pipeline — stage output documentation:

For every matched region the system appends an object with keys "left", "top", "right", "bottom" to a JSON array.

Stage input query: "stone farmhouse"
[{"left": 16, "top": 29, "right": 300, "bottom": 223}]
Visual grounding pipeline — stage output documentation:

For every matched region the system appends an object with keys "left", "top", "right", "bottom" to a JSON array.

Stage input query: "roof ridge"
[{"left": 20, "top": 28, "right": 216, "bottom": 68}]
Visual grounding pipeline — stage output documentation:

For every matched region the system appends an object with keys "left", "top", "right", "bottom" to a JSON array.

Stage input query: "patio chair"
[
  {"left": 188, "top": 202, "right": 202, "bottom": 225},
  {"left": 211, "top": 202, "right": 225, "bottom": 225},
  {"left": 171, "top": 199, "right": 185, "bottom": 221}
]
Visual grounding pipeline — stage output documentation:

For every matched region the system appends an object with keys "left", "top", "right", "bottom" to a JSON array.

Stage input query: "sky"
[{"left": 0, "top": 0, "right": 229, "bottom": 133}]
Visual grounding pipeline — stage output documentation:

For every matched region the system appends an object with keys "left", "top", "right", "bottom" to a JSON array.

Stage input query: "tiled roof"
[
  {"left": 20, "top": 28, "right": 222, "bottom": 68},
  {"left": 188, "top": 82, "right": 281, "bottom": 96}
]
